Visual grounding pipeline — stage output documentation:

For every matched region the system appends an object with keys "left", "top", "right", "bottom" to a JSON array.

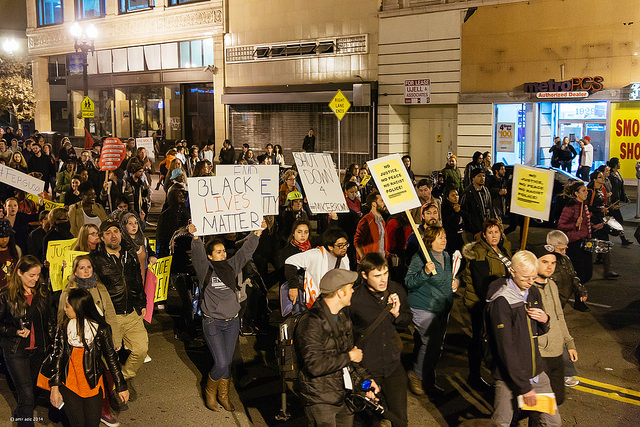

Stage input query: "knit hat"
[
  {"left": 469, "top": 168, "right": 485, "bottom": 179},
  {"left": 583, "top": 135, "right": 591, "bottom": 142},
  {"left": 319, "top": 269, "right": 358, "bottom": 294},
  {"left": 0, "top": 219, "right": 12, "bottom": 238},
  {"left": 530, "top": 244, "right": 557, "bottom": 260}
]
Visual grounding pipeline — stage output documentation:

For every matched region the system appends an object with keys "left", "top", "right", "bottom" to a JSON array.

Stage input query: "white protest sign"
[
  {"left": 136, "top": 137, "right": 155, "bottom": 161},
  {"left": 215, "top": 164, "right": 279, "bottom": 215},
  {"left": 292, "top": 152, "right": 348, "bottom": 214},
  {"left": 0, "top": 164, "right": 45, "bottom": 195},
  {"left": 187, "top": 175, "right": 263, "bottom": 236}
]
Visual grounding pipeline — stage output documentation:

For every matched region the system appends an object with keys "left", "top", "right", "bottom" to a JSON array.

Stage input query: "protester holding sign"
[{"left": 188, "top": 221, "right": 264, "bottom": 412}]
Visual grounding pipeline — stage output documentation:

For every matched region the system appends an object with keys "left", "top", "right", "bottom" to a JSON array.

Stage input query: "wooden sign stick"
[
  {"left": 520, "top": 216, "right": 530, "bottom": 250},
  {"left": 405, "top": 210, "right": 436, "bottom": 275}
]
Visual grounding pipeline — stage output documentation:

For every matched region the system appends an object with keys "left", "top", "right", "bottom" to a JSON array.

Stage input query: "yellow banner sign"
[
  {"left": 609, "top": 102, "right": 640, "bottom": 180},
  {"left": 46, "top": 238, "right": 77, "bottom": 292},
  {"left": 26, "top": 193, "right": 64, "bottom": 211},
  {"left": 150, "top": 256, "right": 172, "bottom": 302},
  {"left": 509, "top": 164, "right": 555, "bottom": 221},
  {"left": 366, "top": 154, "right": 421, "bottom": 215}
]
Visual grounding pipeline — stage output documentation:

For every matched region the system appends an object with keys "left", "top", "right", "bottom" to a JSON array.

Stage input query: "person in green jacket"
[
  {"left": 442, "top": 155, "right": 463, "bottom": 195},
  {"left": 405, "top": 226, "right": 458, "bottom": 397}
]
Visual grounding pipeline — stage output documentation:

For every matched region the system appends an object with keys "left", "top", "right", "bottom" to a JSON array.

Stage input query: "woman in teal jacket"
[{"left": 405, "top": 225, "right": 458, "bottom": 396}]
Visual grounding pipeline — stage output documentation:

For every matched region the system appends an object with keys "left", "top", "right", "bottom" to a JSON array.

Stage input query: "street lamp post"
[{"left": 69, "top": 23, "right": 96, "bottom": 136}]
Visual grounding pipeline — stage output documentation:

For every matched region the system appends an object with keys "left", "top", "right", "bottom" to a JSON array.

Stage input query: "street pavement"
[{"left": 1, "top": 182, "right": 639, "bottom": 426}]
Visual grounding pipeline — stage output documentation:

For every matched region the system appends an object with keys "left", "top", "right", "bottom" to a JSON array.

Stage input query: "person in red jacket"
[{"left": 354, "top": 192, "right": 387, "bottom": 262}]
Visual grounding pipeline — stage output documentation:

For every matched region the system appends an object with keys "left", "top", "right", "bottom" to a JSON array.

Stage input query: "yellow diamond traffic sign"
[
  {"left": 81, "top": 96, "right": 95, "bottom": 118},
  {"left": 329, "top": 89, "right": 351, "bottom": 121}
]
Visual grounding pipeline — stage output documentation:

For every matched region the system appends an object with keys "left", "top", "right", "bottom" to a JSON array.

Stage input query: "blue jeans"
[
  {"left": 2, "top": 348, "right": 44, "bottom": 427},
  {"left": 411, "top": 308, "right": 449, "bottom": 384},
  {"left": 202, "top": 316, "right": 240, "bottom": 380}
]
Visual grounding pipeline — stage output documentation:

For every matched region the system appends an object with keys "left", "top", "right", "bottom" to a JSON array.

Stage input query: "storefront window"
[
  {"left": 494, "top": 103, "right": 528, "bottom": 166},
  {"left": 129, "top": 86, "right": 165, "bottom": 138},
  {"left": 557, "top": 102, "right": 608, "bottom": 172}
]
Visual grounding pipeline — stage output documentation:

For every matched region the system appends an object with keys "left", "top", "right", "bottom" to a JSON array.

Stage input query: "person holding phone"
[{"left": 0, "top": 256, "right": 56, "bottom": 427}]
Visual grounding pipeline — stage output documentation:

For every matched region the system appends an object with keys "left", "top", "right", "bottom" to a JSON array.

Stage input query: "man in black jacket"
[
  {"left": 90, "top": 219, "right": 147, "bottom": 406},
  {"left": 486, "top": 250, "right": 561, "bottom": 427},
  {"left": 350, "top": 253, "right": 411, "bottom": 427},
  {"left": 461, "top": 168, "right": 496, "bottom": 242},
  {"left": 27, "top": 142, "right": 54, "bottom": 192},
  {"left": 296, "top": 269, "right": 379, "bottom": 426}
]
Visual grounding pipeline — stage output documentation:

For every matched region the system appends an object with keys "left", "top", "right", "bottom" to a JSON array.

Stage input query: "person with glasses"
[
  {"left": 284, "top": 228, "right": 350, "bottom": 309},
  {"left": 486, "top": 250, "right": 561, "bottom": 427}
]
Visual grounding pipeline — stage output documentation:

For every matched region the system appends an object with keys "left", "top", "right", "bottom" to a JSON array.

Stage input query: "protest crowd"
[{"left": 0, "top": 126, "right": 635, "bottom": 427}]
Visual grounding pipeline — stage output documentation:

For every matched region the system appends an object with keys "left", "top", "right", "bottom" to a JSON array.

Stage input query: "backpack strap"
[{"left": 359, "top": 291, "right": 391, "bottom": 342}]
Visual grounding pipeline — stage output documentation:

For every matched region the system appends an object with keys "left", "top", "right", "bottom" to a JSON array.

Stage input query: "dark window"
[
  {"left": 76, "top": 0, "right": 106, "bottom": 19},
  {"left": 168, "top": 0, "right": 206, "bottom": 5},
  {"left": 119, "top": 0, "right": 153, "bottom": 13},
  {"left": 37, "top": 0, "right": 63, "bottom": 26}
]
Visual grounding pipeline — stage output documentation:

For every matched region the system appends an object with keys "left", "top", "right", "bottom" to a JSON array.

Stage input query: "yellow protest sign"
[
  {"left": 509, "top": 164, "right": 555, "bottom": 221},
  {"left": 329, "top": 90, "right": 351, "bottom": 121},
  {"left": 81, "top": 96, "right": 95, "bottom": 118},
  {"left": 609, "top": 102, "right": 640, "bottom": 180},
  {"left": 148, "top": 239, "right": 156, "bottom": 254},
  {"left": 26, "top": 193, "right": 64, "bottom": 211},
  {"left": 367, "top": 154, "right": 421, "bottom": 215},
  {"left": 46, "top": 238, "right": 77, "bottom": 292},
  {"left": 150, "top": 256, "right": 172, "bottom": 302}
]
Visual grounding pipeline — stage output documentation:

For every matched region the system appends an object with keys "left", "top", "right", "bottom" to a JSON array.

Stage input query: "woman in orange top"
[{"left": 48, "top": 288, "right": 128, "bottom": 426}]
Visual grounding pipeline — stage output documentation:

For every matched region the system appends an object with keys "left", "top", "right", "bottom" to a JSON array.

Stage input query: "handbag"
[{"left": 36, "top": 351, "right": 56, "bottom": 391}]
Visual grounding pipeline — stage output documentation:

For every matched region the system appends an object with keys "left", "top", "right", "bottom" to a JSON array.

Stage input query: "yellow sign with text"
[
  {"left": 150, "top": 256, "right": 172, "bottom": 302},
  {"left": 609, "top": 102, "right": 640, "bottom": 180},
  {"left": 46, "top": 238, "right": 77, "bottom": 292},
  {"left": 509, "top": 164, "right": 555, "bottom": 221},
  {"left": 366, "top": 154, "right": 421, "bottom": 215},
  {"left": 81, "top": 96, "right": 95, "bottom": 118},
  {"left": 328, "top": 90, "right": 351, "bottom": 121},
  {"left": 26, "top": 193, "right": 64, "bottom": 211}
]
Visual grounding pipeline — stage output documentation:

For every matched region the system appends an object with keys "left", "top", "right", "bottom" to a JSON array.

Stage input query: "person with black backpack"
[
  {"left": 349, "top": 253, "right": 411, "bottom": 427},
  {"left": 188, "top": 221, "right": 264, "bottom": 412}
]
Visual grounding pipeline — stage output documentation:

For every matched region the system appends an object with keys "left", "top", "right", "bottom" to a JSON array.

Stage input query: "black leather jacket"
[
  {"left": 0, "top": 287, "right": 56, "bottom": 355},
  {"left": 49, "top": 323, "right": 127, "bottom": 392},
  {"left": 295, "top": 298, "right": 369, "bottom": 406},
  {"left": 90, "top": 242, "right": 146, "bottom": 315}
]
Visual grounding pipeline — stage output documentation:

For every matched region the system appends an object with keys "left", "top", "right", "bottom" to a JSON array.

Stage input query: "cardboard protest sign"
[
  {"left": 216, "top": 164, "right": 279, "bottom": 215},
  {"left": 187, "top": 175, "right": 263, "bottom": 236},
  {"left": 99, "top": 138, "right": 126, "bottom": 171},
  {"left": 0, "top": 164, "right": 45, "bottom": 195},
  {"left": 148, "top": 239, "right": 156, "bottom": 254},
  {"left": 366, "top": 154, "right": 421, "bottom": 215},
  {"left": 135, "top": 137, "right": 155, "bottom": 162},
  {"left": 144, "top": 269, "right": 157, "bottom": 323},
  {"left": 26, "top": 193, "right": 64, "bottom": 211},
  {"left": 292, "top": 152, "right": 348, "bottom": 214},
  {"left": 46, "top": 238, "right": 77, "bottom": 292},
  {"left": 149, "top": 256, "right": 172, "bottom": 302},
  {"left": 509, "top": 164, "right": 555, "bottom": 221}
]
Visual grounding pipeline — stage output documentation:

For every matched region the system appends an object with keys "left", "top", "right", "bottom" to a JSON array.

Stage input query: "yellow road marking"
[
  {"left": 575, "top": 377, "right": 640, "bottom": 398},
  {"left": 445, "top": 375, "right": 492, "bottom": 415},
  {"left": 573, "top": 385, "right": 640, "bottom": 407}
]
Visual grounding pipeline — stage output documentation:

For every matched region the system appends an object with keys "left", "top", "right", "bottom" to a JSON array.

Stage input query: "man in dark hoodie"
[
  {"left": 155, "top": 184, "right": 190, "bottom": 257},
  {"left": 486, "top": 250, "right": 561, "bottom": 427}
]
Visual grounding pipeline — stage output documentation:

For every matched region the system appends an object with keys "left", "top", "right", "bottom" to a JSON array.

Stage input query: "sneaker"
[
  {"left": 621, "top": 239, "right": 633, "bottom": 246},
  {"left": 101, "top": 413, "right": 120, "bottom": 427},
  {"left": 564, "top": 376, "right": 580, "bottom": 387}
]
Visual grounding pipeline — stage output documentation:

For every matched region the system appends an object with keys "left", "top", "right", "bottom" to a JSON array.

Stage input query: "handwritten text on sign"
[
  {"left": 293, "top": 152, "right": 348, "bottom": 214},
  {"left": 46, "top": 238, "right": 77, "bottom": 292},
  {"left": 0, "top": 164, "right": 45, "bottom": 195},
  {"left": 150, "top": 256, "right": 173, "bottom": 302},
  {"left": 367, "top": 155, "right": 420, "bottom": 215},
  {"left": 136, "top": 137, "right": 155, "bottom": 161},
  {"left": 187, "top": 175, "right": 263, "bottom": 236},
  {"left": 509, "top": 164, "right": 554, "bottom": 221},
  {"left": 215, "top": 164, "right": 279, "bottom": 215}
]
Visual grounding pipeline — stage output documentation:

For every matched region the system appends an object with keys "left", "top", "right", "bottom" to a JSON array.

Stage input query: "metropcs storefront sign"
[{"left": 524, "top": 76, "right": 604, "bottom": 99}]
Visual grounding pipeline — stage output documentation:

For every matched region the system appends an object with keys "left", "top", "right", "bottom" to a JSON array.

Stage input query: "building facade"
[{"left": 26, "top": 0, "right": 225, "bottom": 150}]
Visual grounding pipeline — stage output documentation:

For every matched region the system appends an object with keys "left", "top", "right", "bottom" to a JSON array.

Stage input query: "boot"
[
  {"left": 603, "top": 253, "right": 620, "bottom": 280},
  {"left": 205, "top": 375, "right": 219, "bottom": 411},
  {"left": 217, "top": 378, "right": 235, "bottom": 412},
  {"left": 621, "top": 235, "right": 633, "bottom": 246},
  {"left": 407, "top": 370, "right": 425, "bottom": 396}
]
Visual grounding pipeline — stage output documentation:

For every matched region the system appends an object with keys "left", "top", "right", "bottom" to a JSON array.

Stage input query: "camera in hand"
[{"left": 345, "top": 379, "right": 385, "bottom": 415}]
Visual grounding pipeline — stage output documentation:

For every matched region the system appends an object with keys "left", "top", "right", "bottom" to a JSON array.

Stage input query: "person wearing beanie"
[
  {"left": 296, "top": 268, "right": 380, "bottom": 426},
  {"left": 460, "top": 166, "right": 496, "bottom": 242}
]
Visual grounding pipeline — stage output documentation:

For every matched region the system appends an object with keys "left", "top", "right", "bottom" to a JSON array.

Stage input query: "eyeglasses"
[{"left": 334, "top": 242, "right": 350, "bottom": 249}]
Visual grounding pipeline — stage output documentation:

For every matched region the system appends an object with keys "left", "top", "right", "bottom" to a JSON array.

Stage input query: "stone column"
[{"left": 31, "top": 57, "right": 51, "bottom": 132}]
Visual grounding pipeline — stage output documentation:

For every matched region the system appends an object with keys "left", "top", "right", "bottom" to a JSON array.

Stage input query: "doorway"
[{"left": 183, "top": 84, "right": 214, "bottom": 147}]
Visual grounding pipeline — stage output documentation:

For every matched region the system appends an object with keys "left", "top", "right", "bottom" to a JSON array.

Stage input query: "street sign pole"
[{"left": 337, "top": 119, "right": 341, "bottom": 172}]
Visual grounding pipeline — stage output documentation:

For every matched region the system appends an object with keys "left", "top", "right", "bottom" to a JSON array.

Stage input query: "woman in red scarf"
[{"left": 278, "top": 219, "right": 312, "bottom": 272}]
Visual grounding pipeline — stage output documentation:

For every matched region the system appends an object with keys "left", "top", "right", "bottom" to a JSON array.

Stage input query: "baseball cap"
[
  {"left": 99, "top": 219, "right": 120, "bottom": 234},
  {"left": 319, "top": 269, "right": 358, "bottom": 294},
  {"left": 531, "top": 244, "right": 557, "bottom": 260}
]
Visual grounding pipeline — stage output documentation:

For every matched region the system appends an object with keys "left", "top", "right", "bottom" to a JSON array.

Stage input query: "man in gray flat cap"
[{"left": 295, "top": 269, "right": 380, "bottom": 426}]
